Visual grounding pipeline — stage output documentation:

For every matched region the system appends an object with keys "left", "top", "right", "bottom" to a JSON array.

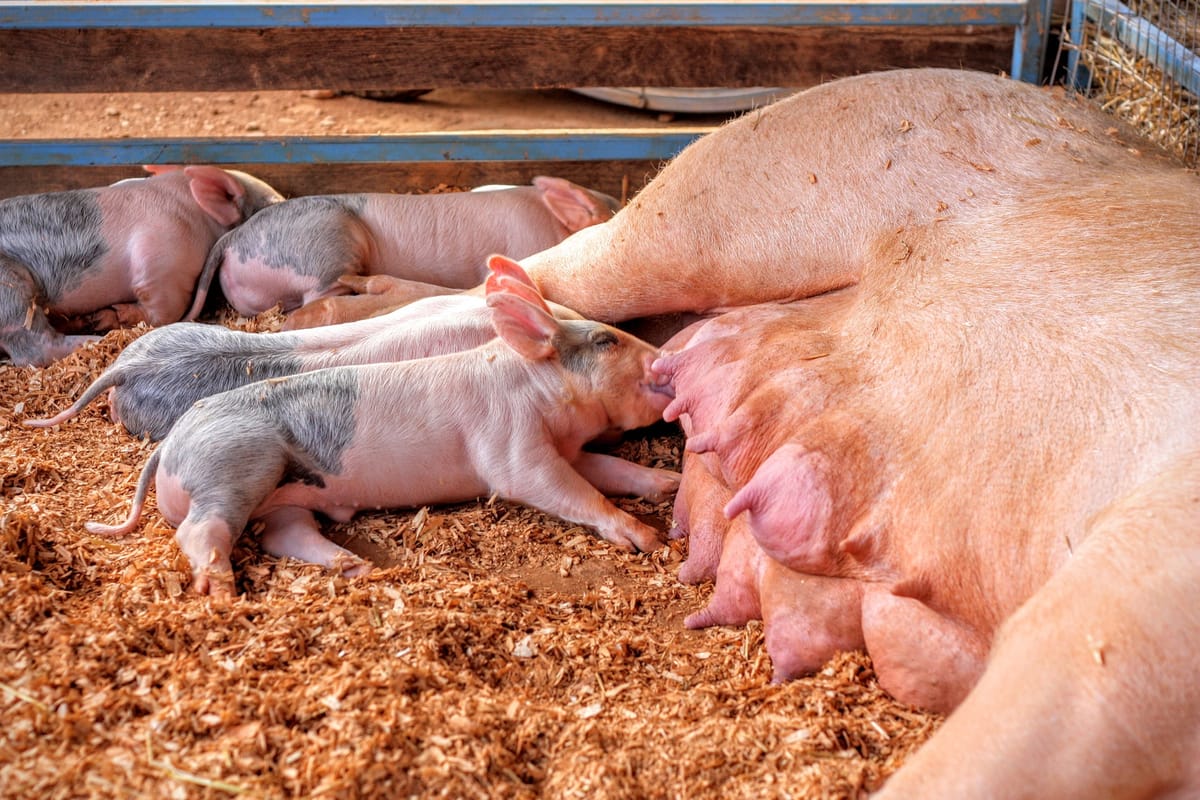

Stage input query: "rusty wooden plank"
[
  {"left": 0, "top": 26, "right": 1014, "bottom": 92},
  {"left": 0, "top": 161, "right": 667, "bottom": 203},
  {"left": 0, "top": 1, "right": 1030, "bottom": 30}
]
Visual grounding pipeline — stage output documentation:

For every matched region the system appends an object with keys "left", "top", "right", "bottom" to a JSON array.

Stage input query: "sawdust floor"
[{"left": 1, "top": 262, "right": 939, "bottom": 798}]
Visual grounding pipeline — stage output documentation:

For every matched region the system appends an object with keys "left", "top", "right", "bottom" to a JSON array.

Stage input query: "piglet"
[
  {"left": 200, "top": 176, "right": 619, "bottom": 318},
  {"left": 0, "top": 165, "right": 284, "bottom": 366},
  {"left": 25, "top": 256, "right": 579, "bottom": 441},
  {"left": 84, "top": 261, "right": 678, "bottom": 596}
]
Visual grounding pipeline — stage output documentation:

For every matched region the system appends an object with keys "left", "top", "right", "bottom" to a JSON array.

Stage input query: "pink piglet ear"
[
  {"left": 183, "top": 165, "right": 245, "bottom": 227},
  {"left": 486, "top": 254, "right": 554, "bottom": 315},
  {"left": 487, "top": 277, "right": 554, "bottom": 318},
  {"left": 487, "top": 292, "right": 559, "bottom": 360},
  {"left": 486, "top": 254, "right": 537, "bottom": 289},
  {"left": 532, "top": 175, "right": 614, "bottom": 232}
]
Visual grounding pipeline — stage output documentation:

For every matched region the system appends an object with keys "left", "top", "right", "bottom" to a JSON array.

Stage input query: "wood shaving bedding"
[{"left": 2, "top": 322, "right": 937, "bottom": 799}]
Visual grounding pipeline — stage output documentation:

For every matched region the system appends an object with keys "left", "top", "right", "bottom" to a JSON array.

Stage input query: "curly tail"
[
  {"left": 85, "top": 447, "right": 162, "bottom": 537},
  {"left": 23, "top": 367, "right": 128, "bottom": 429},
  {"left": 185, "top": 230, "right": 232, "bottom": 321}
]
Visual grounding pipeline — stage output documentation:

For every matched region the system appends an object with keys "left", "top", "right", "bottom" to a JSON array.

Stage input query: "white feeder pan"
[{"left": 573, "top": 87, "right": 795, "bottom": 113}]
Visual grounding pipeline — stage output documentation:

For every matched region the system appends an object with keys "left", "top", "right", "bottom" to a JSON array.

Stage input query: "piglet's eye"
[{"left": 589, "top": 330, "right": 618, "bottom": 350}]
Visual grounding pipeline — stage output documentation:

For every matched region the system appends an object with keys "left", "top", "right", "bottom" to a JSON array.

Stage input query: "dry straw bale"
[{"left": 1073, "top": 1, "right": 1200, "bottom": 165}]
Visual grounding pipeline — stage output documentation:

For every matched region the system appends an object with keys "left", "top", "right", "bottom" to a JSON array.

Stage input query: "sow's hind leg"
[
  {"left": 875, "top": 453, "right": 1200, "bottom": 800},
  {"left": 0, "top": 254, "right": 99, "bottom": 366}
]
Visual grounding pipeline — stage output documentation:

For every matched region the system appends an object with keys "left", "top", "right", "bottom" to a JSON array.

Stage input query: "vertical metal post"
[
  {"left": 1065, "top": 0, "right": 1092, "bottom": 90},
  {"left": 1011, "top": 0, "right": 1054, "bottom": 82}
]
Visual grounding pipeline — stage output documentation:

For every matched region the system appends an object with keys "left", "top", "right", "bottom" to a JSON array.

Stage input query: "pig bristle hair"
[
  {"left": 84, "top": 447, "right": 161, "bottom": 537},
  {"left": 23, "top": 368, "right": 127, "bottom": 429}
]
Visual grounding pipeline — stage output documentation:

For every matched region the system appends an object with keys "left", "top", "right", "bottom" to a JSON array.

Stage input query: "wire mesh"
[{"left": 1060, "top": 0, "right": 1200, "bottom": 166}]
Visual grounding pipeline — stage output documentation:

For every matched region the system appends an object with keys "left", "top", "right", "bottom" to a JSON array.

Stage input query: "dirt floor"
[
  {"left": 0, "top": 89, "right": 939, "bottom": 798},
  {"left": 0, "top": 87, "right": 730, "bottom": 140}
]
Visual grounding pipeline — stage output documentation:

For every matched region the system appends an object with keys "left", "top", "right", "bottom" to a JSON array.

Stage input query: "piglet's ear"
[
  {"left": 533, "top": 175, "right": 615, "bottom": 232},
  {"left": 142, "top": 164, "right": 183, "bottom": 175},
  {"left": 486, "top": 254, "right": 555, "bottom": 315},
  {"left": 183, "top": 165, "right": 245, "bottom": 227},
  {"left": 487, "top": 292, "right": 558, "bottom": 361},
  {"left": 489, "top": 274, "right": 556, "bottom": 316},
  {"left": 486, "top": 254, "right": 537, "bottom": 290}
]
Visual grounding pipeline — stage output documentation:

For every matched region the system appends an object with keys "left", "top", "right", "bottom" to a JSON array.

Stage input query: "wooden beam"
[
  {"left": 0, "top": 26, "right": 1014, "bottom": 93},
  {"left": 0, "top": 161, "right": 670, "bottom": 202},
  {"left": 0, "top": 1, "right": 1030, "bottom": 30}
]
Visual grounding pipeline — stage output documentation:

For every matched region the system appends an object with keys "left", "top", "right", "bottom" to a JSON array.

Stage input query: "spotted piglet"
[
  {"left": 0, "top": 165, "right": 283, "bottom": 366},
  {"left": 86, "top": 259, "right": 678, "bottom": 596},
  {"left": 25, "top": 256, "right": 581, "bottom": 441},
  {"left": 202, "top": 176, "right": 620, "bottom": 320}
]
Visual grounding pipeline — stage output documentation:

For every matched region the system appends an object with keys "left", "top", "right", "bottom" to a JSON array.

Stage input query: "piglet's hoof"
[
  {"left": 601, "top": 519, "right": 666, "bottom": 553},
  {"left": 332, "top": 553, "right": 374, "bottom": 579},
  {"left": 193, "top": 566, "right": 236, "bottom": 599},
  {"left": 639, "top": 469, "right": 682, "bottom": 503}
]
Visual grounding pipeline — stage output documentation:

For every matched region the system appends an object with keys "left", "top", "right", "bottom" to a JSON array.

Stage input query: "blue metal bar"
[
  {"left": 0, "top": 131, "right": 714, "bottom": 167},
  {"left": 1083, "top": 0, "right": 1200, "bottom": 98},
  {"left": 0, "top": 1, "right": 1029, "bottom": 30},
  {"left": 1066, "top": 0, "right": 1091, "bottom": 91},
  {"left": 1009, "top": 0, "right": 1051, "bottom": 82}
]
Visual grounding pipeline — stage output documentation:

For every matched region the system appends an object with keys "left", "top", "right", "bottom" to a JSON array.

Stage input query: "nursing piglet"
[
  {"left": 85, "top": 269, "right": 677, "bottom": 596},
  {"left": 0, "top": 165, "right": 283, "bottom": 366},
  {"left": 202, "top": 176, "right": 619, "bottom": 318},
  {"left": 26, "top": 256, "right": 576, "bottom": 441}
]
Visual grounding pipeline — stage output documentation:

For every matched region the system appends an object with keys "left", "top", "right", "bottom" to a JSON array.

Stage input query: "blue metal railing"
[
  {"left": 0, "top": 131, "right": 712, "bottom": 168},
  {"left": 0, "top": 1, "right": 1050, "bottom": 171},
  {"left": 0, "top": 1, "right": 1030, "bottom": 30},
  {"left": 1072, "top": 0, "right": 1200, "bottom": 98}
]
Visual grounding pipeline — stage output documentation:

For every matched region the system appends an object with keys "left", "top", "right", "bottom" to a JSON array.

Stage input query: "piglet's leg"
[
  {"left": 122, "top": 235, "right": 195, "bottom": 327},
  {"left": 0, "top": 255, "right": 99, "bottom": 366},
  {"left": 259, "top": 506, "right": 373, "bottom": 578},
  {"left": 571, "top": 451, "right": 681, "bottom": 502},
  {"left": 505, "top": 454, "right": 664, "bottom": 552},
  {"left": 83, "top": 301, "right": 152, "bottom": 332},
  {"left": 174, "top": 515, "right": 239, "bottom": 599}
]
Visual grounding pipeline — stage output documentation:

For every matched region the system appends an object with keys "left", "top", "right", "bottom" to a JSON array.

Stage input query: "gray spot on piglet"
[
  {"left": 242, "top": 367, "right": 361, "bottom": 476},
  {"left": 0, "top": 190, "right": 107, "bottom": 299},
  {"left": 226, "top": 194, "right": 367, "bottom": 278},
  {"left": 161, "top": 368, "right": 361, "bottom": 523},
  {"left": 105, "top": 322, "right": 306, "bottom": 440}
]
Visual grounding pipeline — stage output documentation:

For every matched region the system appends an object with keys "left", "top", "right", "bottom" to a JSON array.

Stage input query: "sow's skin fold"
[
  {"left": 85, "top": 255, "right": 679, "bottom": 598},
  {"left": 0, "top": 165, "right": 283, "bottom": 366},
  {"left": 514, "top": 68, "right": 1200, "bottom": 798}
]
